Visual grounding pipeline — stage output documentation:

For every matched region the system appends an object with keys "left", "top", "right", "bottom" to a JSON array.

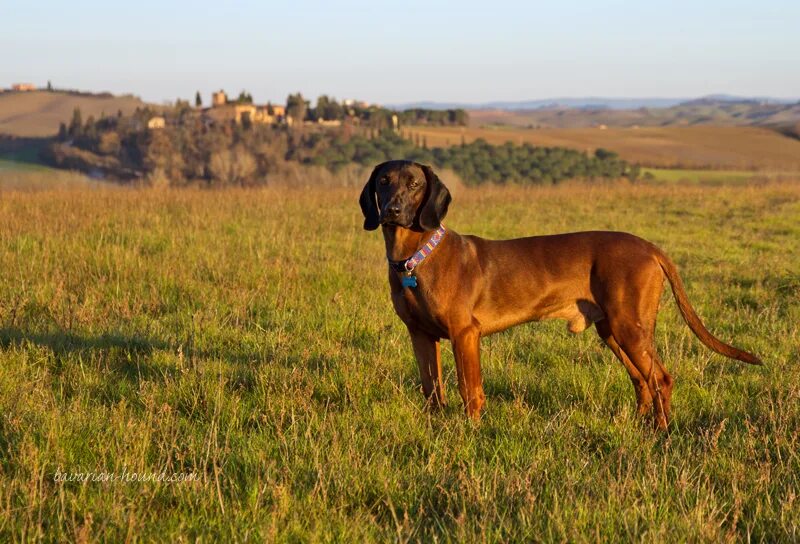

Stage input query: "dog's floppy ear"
[
  {"left": 418, "top": 164, "right": 451, "bottom": 230},
  {"left": 359, "top": 164, "right": 382, "bottom": 231}
]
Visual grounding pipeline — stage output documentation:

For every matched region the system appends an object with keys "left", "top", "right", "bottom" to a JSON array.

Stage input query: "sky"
[{"left": 1, "top": 0, "right": 799, "bottom": 105}]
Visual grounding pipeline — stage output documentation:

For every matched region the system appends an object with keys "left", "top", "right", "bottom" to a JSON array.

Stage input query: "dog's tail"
[{"left": 655, "top": 250, "right": 763, "bottom": 365}]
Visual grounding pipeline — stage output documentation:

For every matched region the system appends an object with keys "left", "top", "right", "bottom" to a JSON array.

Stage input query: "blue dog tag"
[{"left": 401, "top": 275, "right": 418, "bottom": 288}]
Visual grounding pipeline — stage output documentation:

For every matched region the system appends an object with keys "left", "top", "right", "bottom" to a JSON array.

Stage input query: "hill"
[
  {"left": 390, "top": 97, "right": 690, "bottom": 110},
  {"left": 390, "top": 94, "right": 798, "bottom": 112},
  {"left": 0, "top": 90, "right": 150, "bottom": 137},
  {"left": 468, "top": 99, "right": 800, "bottom": 131},
  {"left": 405, "top": 125, "right": 800, "bottom": 171}
]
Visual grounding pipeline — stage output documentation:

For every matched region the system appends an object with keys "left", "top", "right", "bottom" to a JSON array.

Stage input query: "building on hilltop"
[
  {"left": 203, "top": 103, "right": 285, "bottom": 126},
  {"left": 147, "top": 116, "right": 166, "bottom": 129},
  {"left": 212, "top": 90, "right": 228, "bottom": 107},
  {"left": 202, "top": 90, "right": 287, "bottom": 126},
  {"left": 12, "top": 83, "right": 37, "bottom": 92},
  {"left": 343, "top": 98, "right": 369, "bottom": 108}
]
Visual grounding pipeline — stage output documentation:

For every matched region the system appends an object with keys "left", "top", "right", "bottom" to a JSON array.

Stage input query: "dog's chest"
[{"left": 390, "top": 278, "right": 444, "bottom": 333}]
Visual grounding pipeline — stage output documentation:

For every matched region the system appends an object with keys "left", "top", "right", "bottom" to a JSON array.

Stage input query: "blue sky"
[{"left": 1, "top": 0, "right": 798, "bottom": 105}]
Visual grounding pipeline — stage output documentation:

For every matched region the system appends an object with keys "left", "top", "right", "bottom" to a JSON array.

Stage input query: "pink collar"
[{"left": 387, "top": 225, "right": 447, "bottom": 273}]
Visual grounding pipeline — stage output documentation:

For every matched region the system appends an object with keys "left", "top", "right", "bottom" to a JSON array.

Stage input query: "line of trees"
[
  {"left": 281, "top": 93, "right": 469, "bottom": 127},
  {"left": 396, "top": 109, "right": 469, "bottom": 126},
  {"left": 291, "top": 130, "right": 639, "bottom": 184}
]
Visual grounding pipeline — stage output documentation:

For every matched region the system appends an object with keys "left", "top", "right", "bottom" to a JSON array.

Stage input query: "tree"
[
  {"left": 195, "top": 91, "right": 202, "bottom": 108},
  {"left": 321, "top": 96, "right": 344, "bottom": 120},
  {"left": 209, "top": 146, "right": 257, "bottom": 186},
  {"left": 82, "top": 115, "right": 98, "bottom": 144},
  {"left": 286, "top": 93, "right": 308, "bottom": 124},
  {"left": 595, "top": 148, "right": 618, "bottom": 160},
  {"left": 312, "top": 95, "right": 343, "bottom": 121},
  {"left": 241, "top": 111, "right": 253, "bottom": 130},
  {"left": 312, "top": 95, "right": 328, "bottom": 121},
  {"left": 174, "top": 99, "right": 193, "bottom": 122},
  {"left": 68, "top": 107, "right": 83, "bottom": 137},
  {"left": 144, "top": 130, "right": 185, "bottom": 185},
  {"left": 57, "top": 122, "right": 68, "bottom": 141},
  {"left": 453, "top": 109, "right": 469, "bottom": 126},
  {"left": 98, "top": 132, "right": 121, "bottom": 155},
  {"left": 235, "top": 90, "right": 253, "bottom": 104},
  {"left": 47, "top": 80, "right": 53, "bottom": 91}
]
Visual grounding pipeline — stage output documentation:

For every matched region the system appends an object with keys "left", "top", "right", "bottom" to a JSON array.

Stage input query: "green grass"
[
  {"left": 0, "top": 156, "right": 49, "bottom": 172},
  {"left": 0, "top": 160, "right": 94, "bottom": 190},
  {"left": 0, "top": 138, "right": 101, "bottom": 190},
  {"left": 0, "top": 183, "right": 798, "bottom": 541}
]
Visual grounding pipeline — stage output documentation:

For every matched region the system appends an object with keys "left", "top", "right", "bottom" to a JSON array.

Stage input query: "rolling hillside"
[
  {"left": 406, "top": 125, "right": 800, "bottom": 171},
  {"left": 468, "top": 99, "right": 800, "bottom": 130},
  {"left": 0, "top": 90, "right": 150, "bottom": 137}
]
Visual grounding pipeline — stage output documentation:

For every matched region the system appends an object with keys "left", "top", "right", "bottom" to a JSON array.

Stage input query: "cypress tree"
[{"left": 68, "top": 107, "right": 83, "bottom": 137}]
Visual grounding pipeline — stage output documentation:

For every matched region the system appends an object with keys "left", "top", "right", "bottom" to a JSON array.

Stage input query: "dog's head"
[{"left": 359, "top": 160, "right": 451, "bottom": 231}]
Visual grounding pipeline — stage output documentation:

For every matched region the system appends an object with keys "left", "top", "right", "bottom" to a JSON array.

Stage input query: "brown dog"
[{"left": 360, "top": 160, "right": 762, "bottom": 429}]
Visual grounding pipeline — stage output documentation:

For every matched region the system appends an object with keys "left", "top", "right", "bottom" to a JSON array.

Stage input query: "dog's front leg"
[
  {"left": 407, "top": 326, "right": 445, "bottom": 409},
  {"left": 451, "top": 322, "right": 485, "bottom": 420}
]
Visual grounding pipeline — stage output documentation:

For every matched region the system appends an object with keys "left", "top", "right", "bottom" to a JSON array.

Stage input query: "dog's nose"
[{"left": 385, "top": 204, "right": 400, "bottom": 217}]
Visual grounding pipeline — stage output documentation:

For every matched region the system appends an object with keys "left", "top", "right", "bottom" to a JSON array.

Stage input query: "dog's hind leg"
[
  {"left": 596, "top": 319, "right": 653, "bottom": 417},
  {"left": 408, "top": 327, "right": 445, "bottom": 409},
  {"left": 649, "top": 350, "right": 673, "bottom": 428},
  {"left": 599, "top": 262, "right": 674, "bottom": 430},
  {"left": 607, "top": 318, "right": 673, "bottom": 430}
]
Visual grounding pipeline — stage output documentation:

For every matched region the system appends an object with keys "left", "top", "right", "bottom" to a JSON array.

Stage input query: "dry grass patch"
[{"left": 408, "top": 125, "right": 800, "bottom": 171}]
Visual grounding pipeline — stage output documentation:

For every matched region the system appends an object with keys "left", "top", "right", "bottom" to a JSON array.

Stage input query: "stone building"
[
  {"left": 147, "top": 116, "right": 166, "bottom": 129},
  {"left": 212, "top": 90, "right": 228, "bottom": 107}
]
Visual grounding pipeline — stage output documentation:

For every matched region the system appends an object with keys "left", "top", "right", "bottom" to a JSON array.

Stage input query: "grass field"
[
  {"left": 0, "top": 182, "right": 798, "bottom": 541},
  {"left": 407, "top": 125, "right": 800, "bottom": 171},
  {"left": 0, "top": 157, "right": 47, "bottom": 173},
  {"left": 0, "top": 138, "right": 97, "bottom": 190},
  {"left": 0, "top": 160, "right": 94, "bottom": 191},
  {"left": 641, "top": 168, "right": 800, "bottom": 185}
]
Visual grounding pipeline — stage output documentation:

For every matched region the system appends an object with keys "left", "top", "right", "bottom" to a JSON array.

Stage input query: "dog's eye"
[
  {"left": 379, "top": 177, "right": 390, "bottom": 185},
  {"left": 409, "top": 180, "right": 419, "bottom": 189}
]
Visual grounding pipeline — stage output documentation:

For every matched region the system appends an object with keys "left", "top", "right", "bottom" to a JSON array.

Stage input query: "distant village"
[
  {"left": 5, "top": 83, "right": 37, "bottom": 92},
  {"left": 3, "top": 82, "right": 394, "bottom": 131},
  {"left": 198, "top": 90, "right": 289, "bottom": 128},
  {"left": 153, "top": 89, "right": 381, "bottom": 131},
  {"left": 3, "top": 82, "right": 465, "bottom": 133}
]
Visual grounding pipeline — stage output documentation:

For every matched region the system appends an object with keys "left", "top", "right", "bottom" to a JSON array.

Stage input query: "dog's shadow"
[
  {"left": 1, "top": 327, "right": 171, "bottom": 383},
  {"left": 0, "top": 328, "right": 162, "bottom": 354},
  {"left": 0, "top": 327, "right": 266, "bottom": 387}
]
